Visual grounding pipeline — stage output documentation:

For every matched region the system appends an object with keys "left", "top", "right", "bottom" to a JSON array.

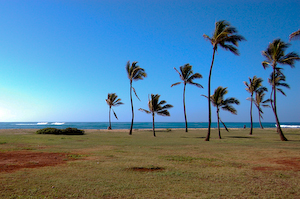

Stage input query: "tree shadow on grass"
[{"left": 226, "top": 136, "right": 258, "bottom": 139}]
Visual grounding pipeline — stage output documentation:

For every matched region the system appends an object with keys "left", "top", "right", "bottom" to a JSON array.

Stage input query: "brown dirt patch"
[
  {"left": 252, "top": 158, "right": 300, "bottom": 171},
  {"left": 0, "top": 151, "right": 79, "bottom": 173},
  {"left": 127, "top": 167, "right": 165, "bottom": 172}
]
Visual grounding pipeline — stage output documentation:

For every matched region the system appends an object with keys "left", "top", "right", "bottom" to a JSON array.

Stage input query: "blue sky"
[{"left": 0, "top": 0, "right": 299, "bottom": 123}]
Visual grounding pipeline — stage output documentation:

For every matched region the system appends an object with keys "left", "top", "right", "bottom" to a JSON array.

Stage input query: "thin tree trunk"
[
  {"left": 108, "top": 106, "right": 112, "bottom": 130},
  {"left": 258, "top": 112, "right": 264, "bottom": 129},
  {"left": 205, "top": 48, "right": 216, "bottom": 141},
  {"left": 183, "top": 83, "right": 188, "bottom": 132},
  {"left": 152, "top": 113, "right": 156, "bottom": 137},
  {"left": 250, "top": 94, "right": 253, "bottom": 135},
  {"left": 129, "top": 81, "right": 134, "bottom": 135},
  {"left": 217, "top": 108, "right": 221, "bottom": 139},
  {"left": 272, "top": 68, "right": 287, "bottom": 141}
]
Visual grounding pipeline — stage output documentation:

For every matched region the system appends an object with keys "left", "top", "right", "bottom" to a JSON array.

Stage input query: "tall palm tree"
[
  {"left": 106, "top": 93, "right": 124, "bottom": 130},
  {"left": 208, "top": 86, "right": 239, "bottom": 139},
  {"left": 139, "top": 94, "right": 173, "bottom": 137},
  {"left": 289, "top": 29, "right": 300, "bottom": 41},
  {"left": 253, "top": 90, "right": 270, "bottom": 129},
  {"left": 262, "top": 39, "right": 300, "bottom": 141},
  {"left": 203, "top": 20, "right": 245, "bottom": 141},
  {"left": 126, "top": 61, "right": 147, "bottom": 135},
  {"left": 171, "top": 64, "right": 203, "bottom": 132},
  {"left": 244, "top": 76, "right": 267, "bottom": 135}
]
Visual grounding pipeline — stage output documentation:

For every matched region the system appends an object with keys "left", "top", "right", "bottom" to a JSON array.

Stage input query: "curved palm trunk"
[
  {"left": 152, "top": 113, "right": 156, "bottom": 137},
  {"left": 258, "top": 112, "right": 264, "bottom": 129},
  {"left": 205, "top": 48, "right": 216, "bottom": 141},
  {"left": 217, "top": 108, "right": 221, "bottom": 139},
  {"left": 108, "top": 106, "right": 112, "bottom": 130},
  {"left": 272, "top": 68, "right": 287, "bottom": 141},
  {"left": 129, "top": 81, "right": 134, "bottom": 135},
  {"left": 183, "top": 83, "right": 188, "bottom": 132},
  {"left": 250, "top": 94, "right": 253, "bottom": 135}
]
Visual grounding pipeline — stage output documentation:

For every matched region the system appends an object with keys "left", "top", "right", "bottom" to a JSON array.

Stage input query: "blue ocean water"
[{"left": 0, "top": 122, "right": 299, "bottom": 129}]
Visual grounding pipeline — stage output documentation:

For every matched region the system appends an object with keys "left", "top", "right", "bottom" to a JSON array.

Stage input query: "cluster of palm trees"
[{"left": 105, "top": 20, "right": 299, "bottom": 141}]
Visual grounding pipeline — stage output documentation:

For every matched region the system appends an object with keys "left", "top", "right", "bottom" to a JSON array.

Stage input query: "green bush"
[
  {"left": 36, "top": 128, "right": 62, "bottom": 135},
  {"left": 36, "top": 127, "right": 84, "bottom": 135},
  {"left": 62, "top": 127, "right": 85, "bottom": 135}
]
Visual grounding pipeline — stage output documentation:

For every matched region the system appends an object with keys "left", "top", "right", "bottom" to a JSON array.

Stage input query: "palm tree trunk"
[
  {"left": 183, "top": 83, "right": 188, "bottom": 132},
  {"left": 152, "top": 113, "right": 156, "bottom": 137},
  {"left": 108, "top": 107, "right": 112, "bottom": 130},
  {"left": 205, "top": 48, "right": 216, "bottom": 141},
  {"left": 258, "top": 112, "right": 264, "bottom": 129},
  {"left": 129, "top": 82, "right": 134, "bottom": 135},
  {"left": 272, "top": 69, "right": 287, "bottom": 141},
  {"left": 217, "top": 108, "right": 221, "bottom": 139},
  {"left": 250, "top": 94, "right": 253, "bottom": 135}
]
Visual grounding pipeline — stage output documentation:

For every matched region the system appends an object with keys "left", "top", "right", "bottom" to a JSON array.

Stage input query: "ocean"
[{"left": 0, "top": 122, "right": 299, "bottom": 129}]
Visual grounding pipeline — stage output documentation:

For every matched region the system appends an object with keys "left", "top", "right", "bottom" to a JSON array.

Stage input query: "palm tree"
[
  {"left": 207, "top": 86, "right": 239, "bottom": 139},
  {"left": 262, "top": 39, "right": 300, "bottom": 141},
  {"left": 268, "top": 70, "right": 290, "bottom": 115},
  {"left": 203, "top": 20, "right": 245, "bottom": 141},
  {"left": 171, "top": 64, "right": 203, "bottom": 132},
  {"left": 106, "top": 93, "right": 124, "bottom": 130},
  {"left": 253, "top": 90, "right": 270, "bottom": 129},
  {"left": 289, "top": 29, "right": 300, "bottom": 41},
  {"left": 244, "top": 76, "right": 267, "bottom": 135},
  {"left": 139, "top": 94, "right": 173, "bottom": 137},
  {"left": 126, "top": 61, "right": 147, "bottom": 135}
]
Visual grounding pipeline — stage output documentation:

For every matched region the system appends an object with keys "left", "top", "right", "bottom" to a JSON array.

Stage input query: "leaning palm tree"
[
  {"left": 204, "top": 86, "right": 239, "bottom": 139},
  {"left": 203, "top": 20, "right": 245, "bottom": 141},
  {"left": 106, "top": 93, "right": 124, "bottom": 130},
  {"left": 253, "top": 90, "right": 270, "bottom": 129},
  {"left": 244, "top": 76, "right": 267, "bottom": 135},
  {"left": 126, "top": 61, "right": 147, "bottom": 135},
  {"left": 171, "top": 64, "right": 203, "bottom": 132},
  {"left": 139, "top": 94, "right": 173, "bottom": 137},
  {"left": 289, "top": 29, "right": 300, "bottom": 41},
  {"left": 262, "top": 39, "right": 300, "bottom": 141}
]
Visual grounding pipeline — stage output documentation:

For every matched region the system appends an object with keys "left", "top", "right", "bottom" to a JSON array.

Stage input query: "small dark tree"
[
  {"left": 106, "top": 93, "right": 124, "bottom": 130},
  {"left": 139, "top": 94, "right": 173, "bottom": 137}
]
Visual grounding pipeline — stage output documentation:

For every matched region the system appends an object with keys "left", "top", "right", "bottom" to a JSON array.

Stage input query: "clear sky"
[{"left": 0, "top": 0, "right": 299, "bottom": 123}]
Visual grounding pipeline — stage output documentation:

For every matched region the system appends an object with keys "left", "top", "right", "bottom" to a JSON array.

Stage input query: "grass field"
[{"left": 1, "top": 128, "right": 300, "bottom": 198}]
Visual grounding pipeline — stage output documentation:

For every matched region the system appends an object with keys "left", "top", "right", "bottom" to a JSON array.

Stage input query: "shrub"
[
  {"left": 36, "top": 127, "right": 84, "bottom": 135},
  {"left": 36, "top": 128, "right": 62, "bottom": 135},
  {"left": 62, "top": 128, "right": 85, "bottom": 135}
]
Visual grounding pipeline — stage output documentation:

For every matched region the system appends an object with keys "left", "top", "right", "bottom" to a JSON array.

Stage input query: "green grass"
[{"left": 1, "top": 128, "right": 300, "bottom": 198}]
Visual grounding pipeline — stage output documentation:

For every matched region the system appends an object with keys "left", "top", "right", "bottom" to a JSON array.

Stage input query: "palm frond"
[
  {"left": 289, "top": 29, "right": 300, "bottom": 41},
  {"left": 112, "top": 109, "right": 118, "bottom": 120},
  {"left": 138, "top": 108, "right": 151, "bottom": 114},
  {"left": 171, "top": 82, "right": 182, "bottom": 87},
  {"left": 132, "top": 87, "right": 141, "bottom": 101}
]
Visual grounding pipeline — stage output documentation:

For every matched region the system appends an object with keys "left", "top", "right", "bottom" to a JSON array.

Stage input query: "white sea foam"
[
  {"left": 37, "top": 122, "right": 48, "bottom": 125},
  {"left": 15, "top": 123, "right": 36, "bottom": 125},
  {"left": 275, "top": 124, "right": 300, "bottom": 128},
  {"left": 51, "top": 122, "right": 65, "bottom": 125}
]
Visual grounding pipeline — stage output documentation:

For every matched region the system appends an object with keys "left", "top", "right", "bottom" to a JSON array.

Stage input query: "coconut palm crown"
[
  {"left": 171, "top": 63, "right": 203, "bottom": 132},
  {"left": 244, "top": 76, "right": 267, "bottom": 135},
  {"left": 126, "top": 61, "right": 147, "bottom": 135},
  {"left": 209, "top": 86, "right": 240, "bottom": 139},
  {"left": 139, "top": 94, "right": 173, "bottom": 137},
  {"left": 262, "top": 39, "right": 300, "bottom": 141},
  {"left": 106, "top": 93, "right": 124, "bottom": 130},
  {"left": 203, "top": 20, "right": 245, "bottom": 141}
]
